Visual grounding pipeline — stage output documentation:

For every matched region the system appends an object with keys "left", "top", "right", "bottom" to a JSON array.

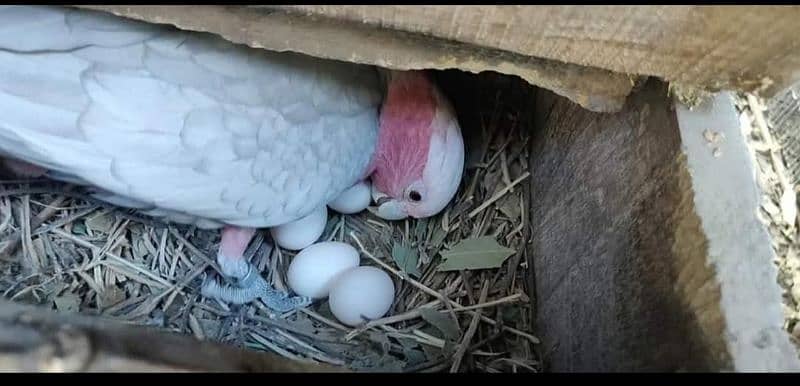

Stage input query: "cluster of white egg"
[{"left": 269, "top": 181, "right": 395, "bottom": 326}]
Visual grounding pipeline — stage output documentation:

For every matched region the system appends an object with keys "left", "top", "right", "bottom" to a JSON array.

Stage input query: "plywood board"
[
  {"left": 279, "top": 5, "right": 800, "bottom": 98},
  {"left": 0, "top": 300, "right": 343, "bottom": 372},
  {"left": 74, "top": 5, "right": 635, "bottom": 113}
]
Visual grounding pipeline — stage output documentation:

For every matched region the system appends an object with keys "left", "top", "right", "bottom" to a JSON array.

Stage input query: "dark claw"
[{"left": 190, "top": 272, "right": 209, "bottom": 291}]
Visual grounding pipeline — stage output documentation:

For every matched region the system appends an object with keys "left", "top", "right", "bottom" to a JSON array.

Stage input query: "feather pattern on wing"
[{"left": 0, "top": 5, "right": 382, "bottom": 228}]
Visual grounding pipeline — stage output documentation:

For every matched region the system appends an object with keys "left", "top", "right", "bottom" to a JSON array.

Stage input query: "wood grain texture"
[
  {"left": 73, "top": 5, "right": 634, "bottom": 113},
  {"left": 529, "top": 79, "right": 731, "bottom": 371},
  {"left": 277, "top": 5, "right": 800, "bottom": 97},
  {"left": 0, "top": 300, "right": 344, "bottom": 372}
]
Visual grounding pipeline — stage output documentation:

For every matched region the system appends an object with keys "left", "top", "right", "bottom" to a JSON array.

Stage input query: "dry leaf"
[
  {"left": 414, "top": 218, "right": 429, "bottom": 244},
  {"left": 392, "top": 242, "right": 420, "bottom": 278},
  {"left": 86, "top": 212, "right": 115, "bottom": 234},
  {"left": 97, "top": 285, "right": 126, "bottom": 309},
  {"left": 71, "top": 221, "right": 87, "bottom": 236},
  {"left": 200, "top": 318, "right": 222, "bottom": 338},
  {"left": 131, "top": 237, "right": 149, "bottom": 262},
  {"left": 419, "top": 308, "right": 460, "bottom": 341},
  {"left": 397, "top": 337, "right": 420, "bottom": 350},
  {"left": 189, "top": 313, "right": 205, "bottom": 340},
  {"left": 420, "top": 341, "right": 441, "bottom": 361},
  {"left": 403, "top": 347, "right": 427, "bottom": 367},
  {"left": 437, "top": 236, "right": 515, "bottom": 271},
  {"left": 429, "top": 226, "right": 448, "bottom": 250},
  {"left": 498, "top": 194, "right": 521, "bottom": 220},
  {"left": 345, "top": 342, "right": 405, "bottom": 372},
  {"left": 54, "top": 293, "right": 81, "bottom": 313},
  {"left": 442, "top": 339, "right": 458, "bottom": 358},
  {"left": 370, "top": 331, "right": 392, "bottom": 356}
]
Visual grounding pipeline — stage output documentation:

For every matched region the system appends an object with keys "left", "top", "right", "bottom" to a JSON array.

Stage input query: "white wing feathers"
[
  {"left": 0, "top": 6, "right": 382, "bottom": 228},
  {"left": 0, "top": 6, "right": 159, "bottom": 52}
]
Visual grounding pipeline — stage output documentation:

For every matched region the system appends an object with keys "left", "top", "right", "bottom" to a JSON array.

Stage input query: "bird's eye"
[{"left": 409, "top": 190, "right": 422, "bottom": 202}]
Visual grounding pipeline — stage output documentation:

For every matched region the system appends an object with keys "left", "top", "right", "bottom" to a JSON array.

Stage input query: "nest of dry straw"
[
  {"left": 740, "top": 88, "right": 800, "bottom": 352},
  {"left": 0, "top": 71, "right": 540, "bottom": 372}
]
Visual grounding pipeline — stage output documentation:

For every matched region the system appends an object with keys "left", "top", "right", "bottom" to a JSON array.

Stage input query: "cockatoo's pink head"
[{"left": 368, "top": 70, "right": 465, "bottom": 221}]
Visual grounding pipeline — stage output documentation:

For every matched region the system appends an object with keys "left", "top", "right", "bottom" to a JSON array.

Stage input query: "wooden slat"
[
  {"left": 0, "top": 300, "right": 344, "bottom": 372},
  {"left": 278, "top": 5, "right": 800, "bottom": 98},
  {"left": 529, "top": 78, "right": 800, "bottom": 371},
  {"left": 73, "top": 5, "right": 635, "bottom": 113},
  {"left": 529, "top": 79, "right": 730, "bottom": 371}
]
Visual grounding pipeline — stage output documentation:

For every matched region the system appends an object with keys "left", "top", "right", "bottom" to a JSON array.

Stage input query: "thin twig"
[
  {"left": 467, "top": 172, "right": 530, "bottom": 219},
  {"left": 343, "top": 291, "right": 521, "bottom": 341},
  {"left": 450, "top": 280, "right": 489, "bottom": 372},
  {"left": 1, "top": 189, "right": 71, "bottom": 258},
  {"left": 51, "top": 228, "right": 172, "bottom": 288},
  {"left": 350, "top": 231, "right": 539, "bottom": 344}
]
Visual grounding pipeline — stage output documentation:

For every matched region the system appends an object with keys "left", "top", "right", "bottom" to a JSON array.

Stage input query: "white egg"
[
  {"left": 328, "top": 180, "right": 371, "bottom": 214},
  {"left": 328, "top": 266, "right": 395, "bottom": 326},
  {"left": 286, "top": 241, "right": 361, "bottom": 299},
  {"left": 270, "top": 206, "right": 328, "bottom": 251}
]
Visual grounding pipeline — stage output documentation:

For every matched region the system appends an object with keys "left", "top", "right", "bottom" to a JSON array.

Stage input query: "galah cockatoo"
[{"left": 0, "top": 6, "right": 465, "bottom": 311}]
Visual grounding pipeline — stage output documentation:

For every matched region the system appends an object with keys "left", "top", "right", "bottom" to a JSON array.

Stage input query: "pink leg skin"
[
  {"left": 217, "top": 226, "right": 257, "bottom": 279},
  {"left": 203, "top": 225, "right": 313, "bottom": 310}
]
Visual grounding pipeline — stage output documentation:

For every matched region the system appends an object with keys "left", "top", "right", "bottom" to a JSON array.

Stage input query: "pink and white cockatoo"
[{"left": 0, "top": 6, "right": 465, "bottom": 311}]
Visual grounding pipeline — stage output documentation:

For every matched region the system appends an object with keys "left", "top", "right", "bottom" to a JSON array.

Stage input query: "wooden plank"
[
  {"left": 529, "top": 78, "right": 800, "bottom": 371},
  {"left": 674, "top": 91, "right": 800, "bottom": 371},
  {"left": 277, "top": 5, "right": 800, "bottom": 98},
  {"left": 0, "top": 300, "right": 344, "bottom": 372},
  {"left": 73, "top": 5, "right": 634, "bottom": 113},
  {"left": 529, "top": 79, "right": 731, "bottom": 371}
]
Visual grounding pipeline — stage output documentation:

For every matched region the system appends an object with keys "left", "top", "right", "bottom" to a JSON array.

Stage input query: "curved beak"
[{"left": 369, "top": 185, "right": 408, "bottom": 221}]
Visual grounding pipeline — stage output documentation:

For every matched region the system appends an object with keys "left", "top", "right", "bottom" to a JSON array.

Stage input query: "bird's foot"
[
  {"left": 199, "top": 225, "right": 311, "bottom": 312},
  {"left": 200, "top": 262, "right": 312, "bottom": 312}
]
